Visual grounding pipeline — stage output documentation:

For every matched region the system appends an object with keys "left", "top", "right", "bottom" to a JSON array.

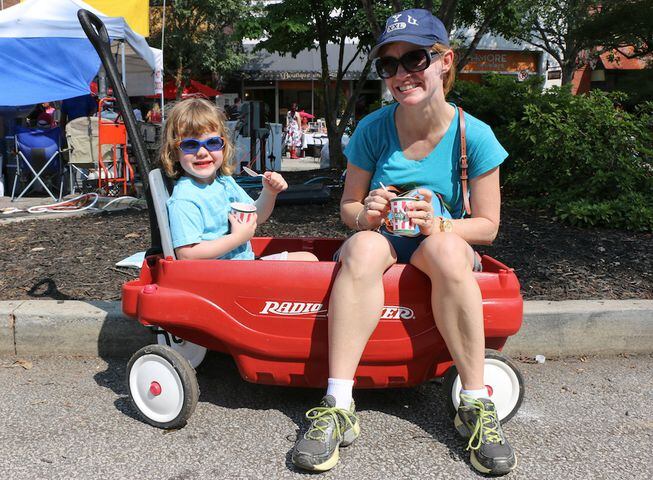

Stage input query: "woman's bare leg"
[
  {"left": 328, "top": 231, "right": 397, "bottom": 379},
  {"left": 410, "top": 233, "right": 485, "bottom": 389}
]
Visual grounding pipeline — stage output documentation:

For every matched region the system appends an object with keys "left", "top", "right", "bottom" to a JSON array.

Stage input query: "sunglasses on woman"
[
  {"left": 177, "top": 136, "right": 225, "bottom": 154},
  {"left": 375, "top": 49, "right": 439, "bottom": 79}
]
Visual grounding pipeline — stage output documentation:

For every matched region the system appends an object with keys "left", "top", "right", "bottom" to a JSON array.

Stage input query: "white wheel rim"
[
  {"left": 130, "top": 354, "right": 184, "bottom": 424},
  {"left": 450, "top": 358, "right": 521, "bottom": 421},
  {"left": 157, "top": 333, "right": 207, "bottom": 369}
]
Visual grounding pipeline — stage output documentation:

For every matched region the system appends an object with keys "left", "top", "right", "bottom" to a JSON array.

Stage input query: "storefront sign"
[
  {"left": 243, "top": 70, "right": 365, "bottom": 81},
  {"left": 547, "top": 70, "right": 562, "bottom": 80},
  {"left": 462, "top": 50, "right": 539, "bottom": 74}
]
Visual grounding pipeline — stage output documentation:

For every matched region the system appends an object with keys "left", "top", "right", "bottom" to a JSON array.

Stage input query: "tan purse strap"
[{"left": 458, "top": 106, "right": 471, "bottom": 217}]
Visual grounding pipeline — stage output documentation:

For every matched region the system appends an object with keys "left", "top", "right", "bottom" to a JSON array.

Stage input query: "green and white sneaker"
[
  {"left": 454, "top": 394, "right": 517, "bottom": 475},
  {"left": 291, "top": 395, "right": 360, "bottom": 472}
]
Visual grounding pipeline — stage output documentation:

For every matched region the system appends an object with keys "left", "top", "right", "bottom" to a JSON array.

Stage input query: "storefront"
[
  {"left": 236, "top": 43, "right": 380, "bottom": 126},
  {"left": 235, "top": 34, "right": 550, "bottom": 125}
]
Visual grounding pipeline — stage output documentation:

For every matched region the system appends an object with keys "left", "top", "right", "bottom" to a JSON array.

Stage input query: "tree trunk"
[
  {"left": 561, "top": 62, "right": 576, "bottom": 85},
  {"left": 175, "top": 62, "right": 184, "bottom": 100},
  {"left": 327, "top": 128, "right": 346, "bottom": 169},
  {"left": 437, "top": 0, "right": 458, "bottom": 33}
]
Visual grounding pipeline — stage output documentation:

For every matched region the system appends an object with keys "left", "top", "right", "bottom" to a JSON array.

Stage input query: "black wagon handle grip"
[{"left": 77, "top": 9, "right": 111, "bottom": 53}]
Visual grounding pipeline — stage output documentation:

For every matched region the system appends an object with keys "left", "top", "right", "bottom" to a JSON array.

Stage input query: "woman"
[
  {"left": 291, "top": 9, "right": 516, "bottom": 476},
  {"left": 285, "top": 102, "right": 303, "bottom": 159},
  {"left": 147, "top": 102, "right": 162, "bottom": 123}
]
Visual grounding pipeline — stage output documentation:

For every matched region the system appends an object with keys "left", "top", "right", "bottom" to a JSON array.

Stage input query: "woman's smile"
[{"left": 397, "top": 83, "right": 420, "bottom": 93}]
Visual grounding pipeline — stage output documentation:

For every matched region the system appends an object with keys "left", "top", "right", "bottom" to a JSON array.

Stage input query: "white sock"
[
  {"left": 326, "top": 378, "right": 354, "bottom": 410},
  {"left": 460, "top": 387, "right": 490, "bottom": 403}
]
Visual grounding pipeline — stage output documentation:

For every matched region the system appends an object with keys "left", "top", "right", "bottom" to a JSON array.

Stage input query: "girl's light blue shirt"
[{"left": 167, "top": 175, "right": 255, "bottom": 259}]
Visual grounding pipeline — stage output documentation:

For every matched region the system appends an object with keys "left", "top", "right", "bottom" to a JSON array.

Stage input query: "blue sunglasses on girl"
[{"left": 177, "top": 136, "right": 225, "bottom": 155}]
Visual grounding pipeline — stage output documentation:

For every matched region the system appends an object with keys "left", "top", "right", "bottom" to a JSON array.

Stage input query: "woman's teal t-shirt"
[{"left": 344, "top": 103, "right": 508, "bottom": 218}]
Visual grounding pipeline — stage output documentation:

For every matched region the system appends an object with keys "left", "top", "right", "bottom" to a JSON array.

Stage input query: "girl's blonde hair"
[
  {"left": 159, "top": 98, "right": 234, "bottom": 179},
  {"left": 432, "top": 43, "right": 456, "bottom": 96}
]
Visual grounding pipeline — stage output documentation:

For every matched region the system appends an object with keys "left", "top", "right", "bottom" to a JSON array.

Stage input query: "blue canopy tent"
[{"left": 0, "top": 0, "right": 157, "bottom": 106}]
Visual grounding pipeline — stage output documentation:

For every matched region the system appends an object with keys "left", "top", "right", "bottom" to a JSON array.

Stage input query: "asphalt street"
[{"left": 1, "top": 353, "right": 651, "bottom": 480}]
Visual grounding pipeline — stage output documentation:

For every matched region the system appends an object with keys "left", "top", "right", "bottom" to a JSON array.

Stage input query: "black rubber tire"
[
  {"left": 442, "top": 349, "right": 525, "bottom": 424},
  {"left": 126, "top": 344, "right": 200, "bottom": 429}
]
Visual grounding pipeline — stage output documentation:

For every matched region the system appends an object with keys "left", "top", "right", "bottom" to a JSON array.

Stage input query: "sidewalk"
[
  {"left": 1, "top": 299, "right": 652, "bottom": 358},
  {"left": 0, "top": 194, "right": 145, "bottom": 224}
]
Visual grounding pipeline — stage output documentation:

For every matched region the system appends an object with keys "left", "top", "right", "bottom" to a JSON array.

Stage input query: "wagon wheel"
[
  {"left": 127, "top": 344, "right": 200, "bottom": 429},
  {"left": 155, "top": 329, "right": 208, "bottom": 369},
  {"left": 443, "top": 349, "right": 524, "bottom": 424}
]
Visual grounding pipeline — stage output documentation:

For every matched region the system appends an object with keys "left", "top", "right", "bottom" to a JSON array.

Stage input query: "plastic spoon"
[
  {"left": 379, "top": 182, "right": 389, "bottom": 192},
  {"left": 242, "top": 166, "right": 264, "bottom": 177}
]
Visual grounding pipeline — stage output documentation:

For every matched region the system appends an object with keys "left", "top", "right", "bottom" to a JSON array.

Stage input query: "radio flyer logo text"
[{"left": 260, "top": 301, "right": 415, "bottom": 319}]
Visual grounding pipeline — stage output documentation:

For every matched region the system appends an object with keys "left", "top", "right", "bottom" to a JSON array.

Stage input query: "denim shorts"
[
  {"left": 380, "top": 227, "right": 427, "bottom": 264},
  {"left": 334, "top": 228, "right": 482, "bottom": 271}
]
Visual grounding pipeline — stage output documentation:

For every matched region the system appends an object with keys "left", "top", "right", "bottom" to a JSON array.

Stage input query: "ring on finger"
[{"left": 424, "top": 212, "right": 432, "bottom": 220}]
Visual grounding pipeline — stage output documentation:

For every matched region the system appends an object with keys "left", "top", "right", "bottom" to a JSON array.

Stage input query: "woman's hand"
[
  {"left": 228, "top": 213, "right": 257, "bottom": 243},
  {"left": 406, "top": 188, "right": 436, "bottom": 236},
  {"left": 261, "top": 171, "right": 288, "bottom": 194},
  {"left": 360, "top": 187, "right": 396, "bottom": 227}
]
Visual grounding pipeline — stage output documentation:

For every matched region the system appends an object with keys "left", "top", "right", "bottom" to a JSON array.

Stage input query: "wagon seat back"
[{"left": 148, "top": 168, "right": 176, "bottom": 259}]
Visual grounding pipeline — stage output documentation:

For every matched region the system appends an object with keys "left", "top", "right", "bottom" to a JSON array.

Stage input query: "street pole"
[{"left": 160, "top": 0, "right": 166, "bottom": 119}]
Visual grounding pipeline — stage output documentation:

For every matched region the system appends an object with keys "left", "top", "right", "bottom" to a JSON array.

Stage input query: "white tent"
[{"left": 0, "top": 0, "right": 160, "bottom": 105}]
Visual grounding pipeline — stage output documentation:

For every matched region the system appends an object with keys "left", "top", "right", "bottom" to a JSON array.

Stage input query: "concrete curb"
[
  {"left": 1, "top": 300, "right": 652, "bottom": 358},
  {"left": 0, "top": 300, "right": 153, "bottom": 357}
]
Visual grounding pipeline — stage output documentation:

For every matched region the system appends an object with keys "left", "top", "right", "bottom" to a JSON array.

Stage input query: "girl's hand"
[
  {"left": 228, "top": 213, "right": 257, "bottom": 243},
  {"left": 262, "top": 172, "right": 288, "bottom": 194},
  {"left": 406, "top": 188, "right": 436, "bottom": 236}
]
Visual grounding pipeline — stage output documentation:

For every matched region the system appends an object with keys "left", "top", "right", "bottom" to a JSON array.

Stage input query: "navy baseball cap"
[{"left": 370, "top": 9, "right": 449, "bottom": 59}]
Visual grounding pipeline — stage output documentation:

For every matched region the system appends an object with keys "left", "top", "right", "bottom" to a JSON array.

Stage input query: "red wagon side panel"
[{"left": 122, "top": 238, "right": 522, "bottom": 388}]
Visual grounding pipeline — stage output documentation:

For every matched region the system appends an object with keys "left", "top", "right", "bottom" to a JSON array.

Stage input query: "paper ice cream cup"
[
  {"left": 389, "top": 197, "right": 420, "bottom": 236},
  {"left": 230, "top": 202, "right": 256, "bottom": 223}
]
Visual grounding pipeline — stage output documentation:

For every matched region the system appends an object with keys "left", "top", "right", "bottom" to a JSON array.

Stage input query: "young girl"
[{"left": 160, "top": 98, "right": 317, "bottom": 262}]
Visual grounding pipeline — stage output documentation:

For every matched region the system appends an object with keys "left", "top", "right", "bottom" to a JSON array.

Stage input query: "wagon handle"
[
  {"left": 78, "top": 9, "right": 162, "bottom": 254},
  {"left": 77, "top": 9, "right": 150, "bottom": 186}
]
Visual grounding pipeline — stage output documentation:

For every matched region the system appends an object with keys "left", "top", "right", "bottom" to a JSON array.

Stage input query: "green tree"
[
  {"left": 149, "top": 0, "right": 260, "bottom": 96},
  {"left": 361, "top": 1, "right": 532, "bottom": 71},
  {"left": 577, "top": 0, "right": 653, "bottom": 60},
  {"left": 500, "top": 0, "right": 600, "bottom": 85},
  {"left": 258, "top": 0, "right": 381, "bottom": 169}
]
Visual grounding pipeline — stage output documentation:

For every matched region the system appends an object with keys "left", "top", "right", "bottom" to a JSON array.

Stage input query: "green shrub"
[{"left": 454, "top": 75, "right": 653, "bottom": 232}]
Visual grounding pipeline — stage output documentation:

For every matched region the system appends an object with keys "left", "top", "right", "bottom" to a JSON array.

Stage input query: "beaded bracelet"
[{"left": 355, "top": 207, "right": 366, "bottom": 231}]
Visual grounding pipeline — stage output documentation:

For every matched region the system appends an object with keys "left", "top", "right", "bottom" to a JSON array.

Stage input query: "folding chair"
[
  {"left": 64, "top": 116, "right": 112, "bottom": 194},
  {"left": 11, "top": 126, "right": 65, "bottom": 201}
]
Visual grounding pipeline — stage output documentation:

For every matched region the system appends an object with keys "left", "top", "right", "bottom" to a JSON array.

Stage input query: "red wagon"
[
  {"left": 120, "top": 170, "right": 525, "bottom": 429},
  {"left": 77, "top": 9, "right": 525, "bottom": 432}
]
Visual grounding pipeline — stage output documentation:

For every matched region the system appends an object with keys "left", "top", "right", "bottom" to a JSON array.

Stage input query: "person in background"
[
  {"left": 285, "top": 102, "right": 302, "bottom": 159},
  {"left": 147, "top": 103, "right": 162, "bottom": 123},
  {"left": 131, "top": 98, "right": 144, "bottom": 122},
  {"left": 227, "top": 96, "right": 243, "bottom": 121},
  {"left": 60, "top": 93, "right": 97, "bottom": 129}
]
